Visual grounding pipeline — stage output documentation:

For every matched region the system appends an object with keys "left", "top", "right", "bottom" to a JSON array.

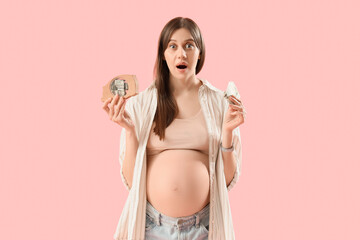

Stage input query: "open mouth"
[
  {"left": 176, "top": 65, "right": 187, "bottom": 69},
  {"left": 176, "top": 62, "right": 188, "bottom": 69}
]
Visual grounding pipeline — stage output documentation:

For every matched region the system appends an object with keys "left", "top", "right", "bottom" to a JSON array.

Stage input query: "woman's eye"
[{"left": 169, "top": 43, "right": 194, "bottom": 49}]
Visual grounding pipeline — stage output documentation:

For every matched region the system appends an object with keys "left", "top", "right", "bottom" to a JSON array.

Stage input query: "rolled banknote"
[{"left": 101, "top": 74, "right": 139, "bottom": 102}]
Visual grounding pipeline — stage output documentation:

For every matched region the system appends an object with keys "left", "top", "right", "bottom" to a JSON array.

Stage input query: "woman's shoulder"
[
  {"left": 201, "top": 79, "right": 240, "bottom": 97},
  {"left": 200, "top": 79, "right": 242, "bottom": 112},
  {"left": 200, "top": 78, "right": 227, "bottom": 101}
]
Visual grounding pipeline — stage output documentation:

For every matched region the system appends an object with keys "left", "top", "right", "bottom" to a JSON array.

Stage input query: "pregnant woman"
[{"left": 103, "top": 16, "right": 246, "bottom": 240}]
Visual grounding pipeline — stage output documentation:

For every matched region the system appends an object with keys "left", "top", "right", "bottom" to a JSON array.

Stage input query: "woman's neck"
[{"left": 169, "top": 76, "right": 202, "bottom": 97}]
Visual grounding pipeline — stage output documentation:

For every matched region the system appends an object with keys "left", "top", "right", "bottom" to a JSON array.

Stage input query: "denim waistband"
[{"left": 146, "top": 200, "right": 210, "bottom": 230}]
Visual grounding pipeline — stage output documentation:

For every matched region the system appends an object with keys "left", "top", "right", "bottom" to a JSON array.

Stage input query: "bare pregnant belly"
[{"left": 146, "top": 149, "right": 210, "bottom": 218}]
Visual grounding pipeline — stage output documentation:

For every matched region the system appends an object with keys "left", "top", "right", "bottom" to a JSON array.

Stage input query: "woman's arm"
[
  {"left": 221, "top": 91, "right": 246, "bottom": 191},
  {"left": 221, "top": 131, "right": 237, "bottom": 188}
]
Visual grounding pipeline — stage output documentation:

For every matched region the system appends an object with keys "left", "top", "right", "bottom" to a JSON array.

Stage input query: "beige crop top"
[{"left": 146, "top": 107, "right": 209, "bottom": 156}]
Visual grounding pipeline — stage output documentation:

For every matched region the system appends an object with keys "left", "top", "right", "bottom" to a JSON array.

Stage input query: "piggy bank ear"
[{"left": 223, "top": 81, "right": 241, "bottom": 101}]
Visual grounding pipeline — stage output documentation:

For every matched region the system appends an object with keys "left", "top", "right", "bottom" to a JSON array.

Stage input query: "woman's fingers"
[
  {"left": 229, "top": 96, "right": 246, "bottom": 114},
  {"left": 109, "top": 94, "right": 120, "bottom": 117},
  {"left": 119, "top": 98, "right": 126, "bottom": 117},
  {"left": 229, "top": 104, "right": 243, "bottom": 111},
  {"left": 103, "top": 93, "right": 133, "bottom": 129},
  {"left": 229, "top": 103, "right": 247, "bottom": 120},
  {"left": 114, "top": 96, "right": 124, "bottom": 118},
  {"left": 113, "top": 96, "right": 129, "bottom": 127},
  {"left": 229, "top": 95, "right": 241, "bottom": 102},
  {"left": 102, "top": 97, "right": 112, "bottom": 113},
  {"left": 229, "top": 95, "right": 242, "bottom": 105}
]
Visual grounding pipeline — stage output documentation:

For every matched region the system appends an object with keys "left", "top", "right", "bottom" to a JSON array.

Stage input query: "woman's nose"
[{"left": 177, "top": 47, "right": 186, "bottom": 58}]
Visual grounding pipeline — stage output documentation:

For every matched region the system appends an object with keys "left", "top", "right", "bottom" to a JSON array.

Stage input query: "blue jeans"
[{"left": 145, "top": 200, "right": 210, "bottom": 240}]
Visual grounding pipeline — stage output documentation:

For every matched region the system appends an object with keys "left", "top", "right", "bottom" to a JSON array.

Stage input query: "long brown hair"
[{"left": 152, "top": 17, "right": 206, "bottom": 141}]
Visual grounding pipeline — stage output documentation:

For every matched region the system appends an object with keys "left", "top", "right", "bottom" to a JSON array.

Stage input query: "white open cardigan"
[{"left": 113, "top": 78, "right": 243, "bottom": 240}]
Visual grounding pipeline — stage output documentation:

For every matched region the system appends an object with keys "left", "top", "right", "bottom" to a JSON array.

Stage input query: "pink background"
[{"left": 1, "top": 0, "right": 359, "bottom": 239}]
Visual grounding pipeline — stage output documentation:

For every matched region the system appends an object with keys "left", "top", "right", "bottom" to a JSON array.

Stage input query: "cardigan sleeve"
[
  {"left": 118, "top": 96, "right": 138, "bottom": 192},
  {"left": 223, "top": 81, "right": 244, "bottom": 192},
  {"left": 119, "top": 127, "right": 131, "bottom": 191}
]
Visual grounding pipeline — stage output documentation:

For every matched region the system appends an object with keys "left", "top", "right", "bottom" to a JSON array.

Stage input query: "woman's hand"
[
  {"left": 222, "top": 95, "right": 246, "bottom": 134},
  {"left": 102, "top": 94, "right": 135, "bottom": 132}
]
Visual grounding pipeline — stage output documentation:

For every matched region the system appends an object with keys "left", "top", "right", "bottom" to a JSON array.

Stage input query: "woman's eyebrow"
[{"left": 169, "top": 38, "right": 195, "bottom": 42}]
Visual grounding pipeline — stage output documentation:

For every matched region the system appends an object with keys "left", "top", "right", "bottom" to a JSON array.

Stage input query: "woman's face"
[{"left": 163, "top": 28, "right": 200, "bottom": 81}]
